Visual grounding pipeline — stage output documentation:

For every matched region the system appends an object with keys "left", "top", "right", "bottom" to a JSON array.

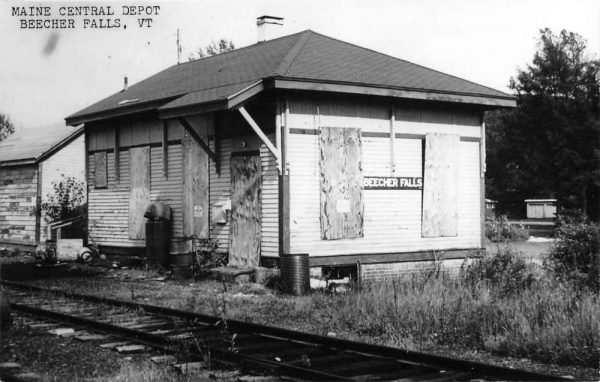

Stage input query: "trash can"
[
  {"left": 144, "top": 202, "right": 172, "bottom": 267},
  {"left": 280, "top": 253, "right": 310, "bottom": 295}
]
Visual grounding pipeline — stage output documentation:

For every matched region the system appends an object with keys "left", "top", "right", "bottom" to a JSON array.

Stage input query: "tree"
[
  {"left": 0, "top": 114, "right": 14, "bottom": 141},
  {"left": 486, "top": 29, "right": 600, "bottom": 220},
  {"left": 188, "top": 39, "right": 236, "bottom": 61}
]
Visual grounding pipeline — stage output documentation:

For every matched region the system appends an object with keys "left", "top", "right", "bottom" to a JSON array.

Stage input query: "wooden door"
[{"left": 229, "top": 153, "right": 261, "bottom": 268}]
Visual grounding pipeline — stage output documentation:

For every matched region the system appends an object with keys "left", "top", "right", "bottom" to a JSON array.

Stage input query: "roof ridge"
[
  {"left": 307, "top": 30, "right": 512, "bottom": 98},
  {"left": 274, "top": 30, "right": 313, "bottom": 76},
  {"left": 177, "top": 30, "right": 309, "bottom": 68}
]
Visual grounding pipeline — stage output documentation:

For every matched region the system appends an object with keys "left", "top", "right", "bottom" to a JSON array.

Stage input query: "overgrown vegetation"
[
  {"left": 19, "top": 225, "right": 599, "bottom": 370},
  {"left": 463, "top": 247, "right": 534, "bottom": 296},
  {"left": 545, "top": 215, "right": 600, "bottom": 292},
  {"left": 485, "top": 215, "right": 529, "bottom": 242},
  {"left": 304, "top": 261, "right": 598, "bottom": 367}
]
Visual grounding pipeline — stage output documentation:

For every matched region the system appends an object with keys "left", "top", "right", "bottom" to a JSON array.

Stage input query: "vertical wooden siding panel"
[
  {"left": 128, "top": 147, "right": 150, "bottom": 240},
  {"left": 422, "top": 133, "right": 459, "bottom": 237}
]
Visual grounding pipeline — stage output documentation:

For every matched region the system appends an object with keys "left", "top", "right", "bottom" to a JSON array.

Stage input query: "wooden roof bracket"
[
  {"left": 238, "top": 106, "right": 282, "bottom": 173},
  {"left": 178, "top": 117, "right": 220, "bottom": 175}
]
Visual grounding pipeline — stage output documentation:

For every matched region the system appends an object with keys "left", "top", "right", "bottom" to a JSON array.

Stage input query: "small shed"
[
  {"left": 525, "top": 199, "right": 557, "bottom": 219},
  {"left": 0, "top": 124, "right": 85, "bottom": 251},
  {"left": 485, "top": 199, "right": 497, "bottom": 217},
  {"left": 66, "top": 29, "right": 516, "bottom": 279}
]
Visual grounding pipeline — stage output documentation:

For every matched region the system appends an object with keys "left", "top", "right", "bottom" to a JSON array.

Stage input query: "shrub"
[
  {"left": 485, "top": 215, "right": 529, "bottom": 242},
  {"left": 41, "top": 175, "right": 86, "bottom": 221},
  {"left": 546, "top": 218, "right": 600, "bottom": 292},
  {"left": 462, "top": 246, "right": 535, "bottom": 296}
]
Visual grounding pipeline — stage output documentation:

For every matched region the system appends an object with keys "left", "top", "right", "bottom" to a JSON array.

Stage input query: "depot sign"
[{"left": 363, "top": 176, "right": 423, "bottom": 190}]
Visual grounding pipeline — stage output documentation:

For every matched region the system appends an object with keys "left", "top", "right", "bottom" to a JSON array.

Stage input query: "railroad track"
[{"left": 1, "top": 280, "right": 566, "bottom": 381}]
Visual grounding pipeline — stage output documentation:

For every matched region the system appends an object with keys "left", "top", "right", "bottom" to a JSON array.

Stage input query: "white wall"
[
  {"left": 40, "top": 134, "right": 85, "bottom": 241},
  {"left": 287, "top": 96, "right": 482, "bottom": 258}
]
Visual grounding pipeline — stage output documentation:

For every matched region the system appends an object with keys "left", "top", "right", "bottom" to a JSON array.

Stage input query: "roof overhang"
[
  {"left": 65, "top": 76, "right": 515, "bottom": 125},
  {"left": 157, "top": 81, "right": 264, "bottom": 119},
  {"left": 269, "top": 77, "right": 516, "bottom": 108},
  {"left": 0, "top": 158, "right": 36, "bottom": 167},
  {"left": 65, "top": 97, "right": 179, "bottom": 126}
]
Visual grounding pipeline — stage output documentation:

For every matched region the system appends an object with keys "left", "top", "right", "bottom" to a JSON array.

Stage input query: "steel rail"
[{"left": 1, "top": 280, "right": 568, "bottom": 381}]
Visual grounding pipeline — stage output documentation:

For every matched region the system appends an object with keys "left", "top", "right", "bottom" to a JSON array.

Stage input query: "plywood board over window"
[
  {"left": 93, "top": 152, "right": 107, "bottom": 188},
  {"left": 229, "top": 153, "right": 262, "bottom": 268},
  {"left": 319, "top": 127, "right": 363, "bottom": 240},
  {"left": 182, "top": 135, "right": 209, "bottom": 239},
  {"left": 129, "top": 146, "right": 150, "bottom": 240},
  {"left": 422, "top": 133, "right": 459, "bottom": 237}
]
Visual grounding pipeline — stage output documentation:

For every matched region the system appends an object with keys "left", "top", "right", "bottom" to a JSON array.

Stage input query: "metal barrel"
[
  {"left": 280, "top": 253, "right": 310, "bottom": 295},
  {"left": 169, "top": 238, "right": 193, "bottom": 278}
]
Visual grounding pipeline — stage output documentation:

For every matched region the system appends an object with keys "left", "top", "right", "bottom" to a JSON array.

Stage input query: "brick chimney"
[{"left": 257, "top": 15, "right": 283, "bottom": 42}]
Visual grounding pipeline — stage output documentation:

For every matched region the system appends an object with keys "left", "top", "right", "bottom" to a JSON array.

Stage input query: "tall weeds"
[{"left": 307, "top": 260, "right": 599, "bottom": 367}]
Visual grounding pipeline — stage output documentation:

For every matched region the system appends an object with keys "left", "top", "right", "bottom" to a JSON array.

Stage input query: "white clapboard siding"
[
  {"left": 150, "top": 145, "right": 184, "bottom": 241},
  {"left": 209, "top": 138, "right": 232, "bottom": 252},
  {"left": 88, "top": 144, "right": 184, "bottom": 248},
  {"left": 0, "top": 166, "right": 38, "bottom": 242},
  {"left": 260, "top": 139, "right": 279, "bottom": 258},
  {"left": 287, "top": 96, "right": 481, "bottom": 257},
  {"left": 88, "top": 150, "right": 132, "bottom": 246}
]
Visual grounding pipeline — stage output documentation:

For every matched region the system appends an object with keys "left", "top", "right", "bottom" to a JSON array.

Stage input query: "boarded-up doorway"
[
  {"left": 229, "top": 153, "right": 261, "bottom": 268},
  {"left": 182, "top": 135, "right": 209, "bottom": 239}
]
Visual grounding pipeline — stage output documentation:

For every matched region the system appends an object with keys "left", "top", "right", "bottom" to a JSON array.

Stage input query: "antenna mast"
[{"left": 177, "top": 29, "right": 181, "bottom": 64}]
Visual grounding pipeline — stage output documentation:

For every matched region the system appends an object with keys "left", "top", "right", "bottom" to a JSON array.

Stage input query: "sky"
[{"left": 0, "top": 0, "right": 598, "bottom": 130}]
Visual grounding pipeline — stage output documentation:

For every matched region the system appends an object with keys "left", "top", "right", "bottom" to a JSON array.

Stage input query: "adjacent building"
[{"left": 0, "top": 124, "right": 84, "bottom": 251}]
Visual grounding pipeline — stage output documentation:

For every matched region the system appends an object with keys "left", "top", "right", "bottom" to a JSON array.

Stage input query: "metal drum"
[
  {"left": 280, "top": 253, "right": 310, "bottom": 295},
  {"left": 169, "top": 238, "right": 193, "bottom": 278},
  {"left": 0, "top": 290, "right": 12, "bottom": 329}
]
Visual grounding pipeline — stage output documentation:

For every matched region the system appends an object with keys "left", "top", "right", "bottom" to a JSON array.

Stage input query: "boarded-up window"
[
  {"left": 128, "top": 147, "right": 150, "bottom": 240},
  {"left": 422, "top": 133, "right": 459, "bottom": 237},
  {"left": 93, "top": 152, "right": 107, "bottom": 188},
  {"left": 319, "top": 127, "right": 363, "bottom": 240}
]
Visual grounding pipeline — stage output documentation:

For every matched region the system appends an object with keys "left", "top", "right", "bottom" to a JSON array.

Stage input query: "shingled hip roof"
[{"left": 66, "top": 30, "right": 515, "bottom": 125}]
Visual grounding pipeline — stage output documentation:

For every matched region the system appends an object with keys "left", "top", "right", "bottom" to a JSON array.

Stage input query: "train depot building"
[{"left": 65, "top": 29, "right": 516, "bottom": 279}]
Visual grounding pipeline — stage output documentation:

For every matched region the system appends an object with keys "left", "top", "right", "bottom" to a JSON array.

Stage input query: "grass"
[
  {"left": 6, "top": 241, "right": 598, "bottom": 376},
  {"left": 305, "top": 272, "right": 598, "bottom": 367}
]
